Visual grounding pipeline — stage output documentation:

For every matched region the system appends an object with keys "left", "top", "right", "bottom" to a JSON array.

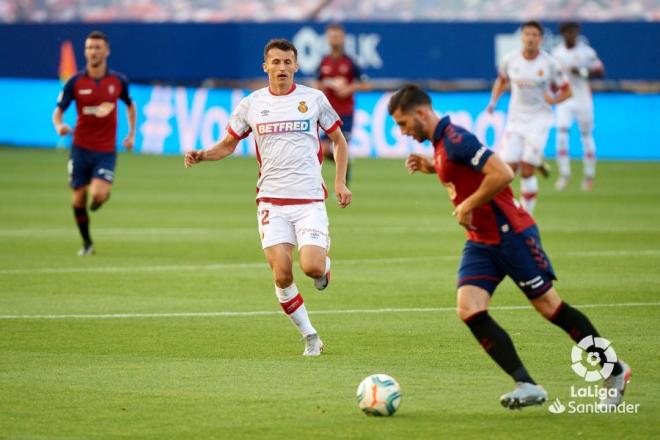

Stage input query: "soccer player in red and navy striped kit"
[
  {"left": 389, "top": 84, "right": 630, "bottom": 411},
  {"left": 52, "top": 31, "right": 136, "bottom": 256}
]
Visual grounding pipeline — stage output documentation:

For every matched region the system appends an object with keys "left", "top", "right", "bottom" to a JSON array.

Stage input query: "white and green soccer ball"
[{"left": 356, "top": 374, "right": 402, "bottom": 416}]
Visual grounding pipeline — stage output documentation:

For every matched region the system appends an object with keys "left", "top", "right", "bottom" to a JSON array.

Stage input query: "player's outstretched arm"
[
  {"left": 486, "top": 76, "right": 508, "bottom": 113},
  {"left": 122, "top": 102, "right": 137, "bottom": 151},
  {"left": 52, "top": 107, "right": 72, "bottom": 136},
  {"left": 405, "top": 154, "right": 434, "bottom": 174},
  {"left": 453, "top": 153, "right": 514, "bottom": 230},
  {"left": 328, "top": 128, "right": 352, "bottom": 208},
  {"left": 184, "top": 132, "right": 240, "bottom": 168}
]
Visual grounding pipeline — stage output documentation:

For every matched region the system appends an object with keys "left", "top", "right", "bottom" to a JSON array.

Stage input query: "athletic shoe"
[
  {"left": 77, "top": 244, "right": 95, "bottom": 256},
  {"left": 314, "top": 257, "right": 331, "bottom": 291},
  {"left": 538, "top": 161, "right": 551, "bottom": 178},
  {"left": 555, "top": 176, "right": 570, "bottom": 191},
  {"left": 581, "top": 177, "right": 594, "bottom": 191},
  {"left": 303, "top": 333, "right": 324, "bottom": 356},
  {"left": 597, "top": 360, "right": 632, "bottom": 411},
  {"left": 500, "top": 382, "right": 547, "bottom": 410}
]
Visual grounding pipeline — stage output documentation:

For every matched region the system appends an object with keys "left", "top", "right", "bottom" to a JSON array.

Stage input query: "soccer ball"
[{"left": 356, "top": 374, "right": 402, "bottom": 416}]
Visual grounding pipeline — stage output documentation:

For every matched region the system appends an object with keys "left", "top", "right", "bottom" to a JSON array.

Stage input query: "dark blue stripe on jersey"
[{"left": 434, "top": 116, "right": 492, "bottom": 172}]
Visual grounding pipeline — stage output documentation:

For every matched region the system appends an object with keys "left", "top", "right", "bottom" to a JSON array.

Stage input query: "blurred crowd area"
[{"left": 2, "top": 0, "right": 659, "bottom": 22}]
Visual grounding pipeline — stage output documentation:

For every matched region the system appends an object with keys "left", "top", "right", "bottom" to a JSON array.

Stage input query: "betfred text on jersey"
[{"left": 256, "top": 120, "right": 311, "bottom": 135}]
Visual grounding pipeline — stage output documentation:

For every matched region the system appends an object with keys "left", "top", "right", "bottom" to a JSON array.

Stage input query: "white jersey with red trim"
[
  {"left": 499, "top": 49, "right": 568, "bottom": 127},
  {"left": 228, "top": 84, "right": 341, "bottom": 201},
  {"left": 551, "top": 42, "right": 603, "bottom": 101}
]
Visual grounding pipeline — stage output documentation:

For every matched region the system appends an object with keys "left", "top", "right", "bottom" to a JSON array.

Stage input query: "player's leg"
[
  {"left": 456, "top": 243, "right": 545, "bottom": 408},
  {"left": 89, "top": 178, "right": 112, "bottom": 211},
  {"left": 531, "top": 287, "right": 631, "bottom": 408},
  {"left": 519, "top": 124, "right": 550, "bottom": 215},
  {"left": 499, "top": 129, "right": 523, "bottom": 175},
  {"left": 577, "top": 101, "right": 596, "bottom": 191},
  {"left": 259, "top": 203, "right": 322, "bottom": 355},
  {"left": 69, "top": 147, "right": 94, "bottom": 255},
  {"left": 294, "top": 202, "right": 331, "bottom": 290},
  {"left": 89, "top": 151, "right": 116, "bottom": 211},
  {"left": 554, "top": 100, "right": 574, "bottom": 190}
]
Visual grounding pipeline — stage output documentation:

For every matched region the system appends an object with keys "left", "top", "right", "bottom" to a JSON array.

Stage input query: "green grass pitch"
[{"left": 1, "top": 146, "right": 659, "bottom": 439}]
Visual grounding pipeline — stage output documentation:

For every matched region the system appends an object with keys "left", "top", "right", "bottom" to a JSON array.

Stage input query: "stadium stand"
[{"left": 1, "top": 0, "right": 659, "bottom": 22}]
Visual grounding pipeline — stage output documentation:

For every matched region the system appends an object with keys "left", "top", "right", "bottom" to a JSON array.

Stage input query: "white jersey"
[
  {"left": 228, "top": 84, "right": 341, "bottom": 201},
  {"left": 499, "top": 49, "right": 568, "bottom": 126},
  {"left": 551, "top": 42, "right": 603, "bottom": 101}
]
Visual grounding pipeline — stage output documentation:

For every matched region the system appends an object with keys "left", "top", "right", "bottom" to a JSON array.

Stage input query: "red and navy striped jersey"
[
  {"left": 57, "top": 69, "right": 132, "bottom": 153},
  {"left": 316, "top": 54, "right": 363, "bottom": 116},
  {"left": 432, "top": 116, "right": 535, "bottom": 245}
]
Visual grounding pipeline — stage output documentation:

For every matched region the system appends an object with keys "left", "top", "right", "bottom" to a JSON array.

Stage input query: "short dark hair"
[
  {"left": 559, "top": 22, "right": 580, "bottom": 34},
  {"left": 86, "top": 30, "right": 109, "bottom": 44},
  {"left": 387, "top": 84, "right": 432, "bottom": 115},
  {"left": 521, "top": 21, "right": 544, "bottom": 35},
  {"left": 263, "top": 38, "right": 297, "bottom": 61},
  {"left": 325, "top": 22, "right": 345, "bottom": 32}
]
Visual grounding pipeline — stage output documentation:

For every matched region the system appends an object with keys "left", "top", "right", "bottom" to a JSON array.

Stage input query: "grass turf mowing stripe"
[{"left": 1, "top": 250, "right": 658, "bottom": 275}]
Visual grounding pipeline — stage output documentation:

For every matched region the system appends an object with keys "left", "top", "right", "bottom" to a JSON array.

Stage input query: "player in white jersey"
[
  {"left": 184, "top": 39, "right": 352, "bottom": 356},
  {"left": 552, "top": 22, "right": 604, "bottom": 191},
  {"left": 487, "top": 21, "right": 572, "bottom": 215}
]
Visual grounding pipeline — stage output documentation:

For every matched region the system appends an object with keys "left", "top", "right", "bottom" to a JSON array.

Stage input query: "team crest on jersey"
[
  {"left": 108, "top": 84, "right": 116, "bottom": 95},
  {"left": 298, "top": 101, "right": 308, "bottom": 113},
  {"left": 260, "top": 109, "right": 270, "bottom": 116},
  {"left": 538, "top": 69, "right": 544, "bottom": 77}
]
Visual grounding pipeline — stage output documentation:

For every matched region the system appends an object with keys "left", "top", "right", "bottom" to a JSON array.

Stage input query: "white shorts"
[
  {"left": 257, "top": 202, "right": 330, "bottom": 250},
  {"left": 499, "top": 119, "right": 551, "bottom": 167},
  {"left": 555, "top": 97, "right": 594, "bottom": 132}
]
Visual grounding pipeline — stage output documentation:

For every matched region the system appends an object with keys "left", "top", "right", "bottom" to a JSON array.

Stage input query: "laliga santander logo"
[{"left": 571, "top": 336, "right": 617, "bottom": 382}]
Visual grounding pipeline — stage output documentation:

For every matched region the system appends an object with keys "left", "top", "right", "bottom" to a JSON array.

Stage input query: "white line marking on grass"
[
  {"left": 1, "top": 302, "right": 658, "bottom": 321},
  {"left": 1, "top": 250, "right": 659, "bottom": 275}
]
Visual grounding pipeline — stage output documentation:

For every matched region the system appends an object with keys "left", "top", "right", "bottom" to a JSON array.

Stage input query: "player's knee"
[
  {"left": 301, "top": 261, "right": 324, "bottom": 279},
  {"left": 457, "top": 304, "right": 480, "bottom": 322},
  {"left": 273, "top": 270, "right": 294, "bottom": 289}
]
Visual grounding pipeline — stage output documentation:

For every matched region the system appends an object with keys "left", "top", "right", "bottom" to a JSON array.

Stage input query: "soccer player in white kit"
[
  {"left": 552, "top": 22, "right": 604, "bottom": 191},
  {"left": 487, "top": 21, "right": 572, "bottom": 215},
  {"left": 184, "top": 39, "right": 352, "bottom": 356}
]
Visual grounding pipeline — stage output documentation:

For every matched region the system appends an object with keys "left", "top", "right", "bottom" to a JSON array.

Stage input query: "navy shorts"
[
  {"left": 457, "top": 225, "right": 557, "bottom": 299},
  {"left": 68, "top": 145, "right": 116, "bottom": 189},
  {"left": 321, "top": 114, "right": 354, "bottom": 142}
]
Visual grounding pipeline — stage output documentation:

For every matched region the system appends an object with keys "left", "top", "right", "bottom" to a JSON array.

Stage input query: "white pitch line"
[
  {"left": 1, "top": 250, "right": 659, "bottom": 275},
  {"left": 0, "top": 302, "right": 658, "bottom": 321}
]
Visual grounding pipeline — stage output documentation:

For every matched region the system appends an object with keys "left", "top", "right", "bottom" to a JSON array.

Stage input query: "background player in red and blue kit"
[
  {"left": 314, "top": 23, "right": 370, "bottom": 186},
  {"left": 388, "top": 84, "right": 630, "bottom": 410},
  {"left": 52, "top": 31, "right": 136, "bottom": 256}
]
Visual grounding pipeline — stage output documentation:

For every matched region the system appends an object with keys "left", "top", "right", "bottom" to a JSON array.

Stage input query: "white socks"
[
  {"left": 556, "top": 128, "right": 571, "bottom": 178},
  {"left": 520, "top": 175, "right": 538, "bottom": 215},
  {"left": 581, "top": 131, "right": 596, "bottom": 179},
  {"left": 275, "top": 282, "right": 316, "bottom": 336}
]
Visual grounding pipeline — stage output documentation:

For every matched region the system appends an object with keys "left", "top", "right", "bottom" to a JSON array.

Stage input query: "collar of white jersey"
[{"left": 268, "top": 83, "right": 297, "bottom": 96}]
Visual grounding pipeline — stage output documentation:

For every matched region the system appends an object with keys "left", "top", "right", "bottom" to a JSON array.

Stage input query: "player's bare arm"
[
  {"left": 122, "top": 102, "right": 137, "bottom": 151},
  {"left": 453, "top": 153, "right": 514, "bottom": 230},
  {"left": 327, "top": 128, "right": 352, "bottom": 208},
  {"left": 335, "top": 79, "right": 371, "bottom": 99},
  {"left": 52, "top": 107, "right": 72, "bottom": 136},
  {"left": 405, "top": 154, "right": 434, "bottom": 174},
  {"left": 486, "top": 76, "right": 508, "bottom": 113},
  {"left": 544, "top": 83, "right": 573, "bottom": 105},
  {"left": 184, "top": 132, "right": 240, "bottom": 168}
]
